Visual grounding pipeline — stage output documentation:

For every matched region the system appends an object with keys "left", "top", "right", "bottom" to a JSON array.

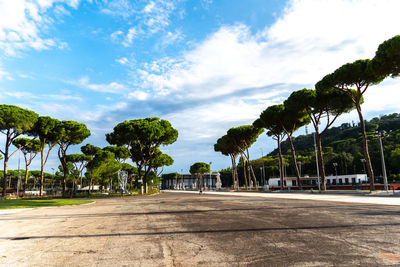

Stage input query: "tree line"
[
  {"left": 0, "top": 106, "right": 178, "bottom": 197},
  {"left": 266, "top": 113, "right": 400, "bottom": 180},
  {"left": 215, "top": 35, "right": 400, "bottom": 191}
]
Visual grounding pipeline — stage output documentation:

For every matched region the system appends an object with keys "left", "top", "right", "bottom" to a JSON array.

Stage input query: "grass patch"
[{"left": 0, "top": 198, "right": 94, "bottom": 210}]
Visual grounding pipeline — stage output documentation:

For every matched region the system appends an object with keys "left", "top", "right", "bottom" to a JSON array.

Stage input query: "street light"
[
  {"left": 51, "top": 168, "right": 55, "bottom": 193},
  {"left": 297, "top": 161, "right": 302, "bottom": 177},
  {"left": 260, "top": 148, "right": 265, "bottom": 186},
  {"left": 181, "top": 169, "right": 184, "bottom": 190},
  {"left": 360, "top": 158, "right": 367, "bottom": 178},
  {"left": 17, "top": 150, "right": 21, "bottom": 197},
  {"left": 375, "top": 130, "right": 388, "bottom": 191},
  {"left": 313, "top": 132, "right": 321, "bottom": 192},
  {"left": 209, "top": 162, "right": 212, "bottom": 190}
]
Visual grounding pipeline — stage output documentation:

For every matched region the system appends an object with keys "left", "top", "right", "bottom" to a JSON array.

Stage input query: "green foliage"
[
  {"left": 190, "top": 162, "right": 210, "bottom": 175},
  {"left": 120, "top": 162, "right": 137, "bottom": 174},
  {"left": 372, "top": 35, "right": 400, "bottom": 77},
  {"left": 106, "top": 117, "right": 178, "bottom": 148},
  {"left": 30, "top": 170, "right": 42, "bottom": 178},
  {"left": 286, "top": 88, "right": 355, "bottom": 121},
  {"left": 390, "top": 148, "right": 400, "bottom": 169},
  {"left": 86, "top": 150, "right": 120, "bottom": 186},
  {"left": 0, "top": 105, "right": 38, "bottom": 135},
  {"left": 57, "top": 120, "right": 91, "bottom": 147},
  {"left": 81, "top": 143, "right": 101, "bottom": 157},
  {"left": 106, "top": 117, "right": 178, "bottom": 192},
  {"left": 214, "top": 134, "right": 240, "bottom": 156},
  {"left": 316, "top": 59, "right": 385, "bottom": 91},
  {"left": 103, "top": 146, "right": 130, "bottom": 162},
  {"left": 66, "top": 154, "right": 91, "bottom": 164},
  {"left": 29, "top": 116, "right": 60, "bottom": 144},
  {"left": 254, "top": 105, "right": 285, "bottom": 137},
  {"left": 152, "top": 149, "right": 174, "bottom": 169},
  {"left": 226, "top": 125, "right": 263, "bottom": 149},
  {"left": 268, "top": 114, "right": 400, "bottom": 177},
  {"left": 12, "top": 138, "right": 41, "bottom": 154}
]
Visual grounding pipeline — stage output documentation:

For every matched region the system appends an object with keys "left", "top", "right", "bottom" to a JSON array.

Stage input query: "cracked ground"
[{"left": 1, "top": 192, "right": 400, "bottom": 266}]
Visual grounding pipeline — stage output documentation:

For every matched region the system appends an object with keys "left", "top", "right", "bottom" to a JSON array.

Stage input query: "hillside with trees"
[{"left": 267, "top": 113, "right": 400, "bottom": 180}]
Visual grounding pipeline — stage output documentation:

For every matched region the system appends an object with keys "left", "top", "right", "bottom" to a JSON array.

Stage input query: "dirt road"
[{"left": 1, "top": 192, "right": 400, "bottom": 266}]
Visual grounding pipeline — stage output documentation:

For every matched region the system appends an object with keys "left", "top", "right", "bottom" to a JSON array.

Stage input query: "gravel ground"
[{"left": 1, "top": 192, "right": 400, "bottom": 266}]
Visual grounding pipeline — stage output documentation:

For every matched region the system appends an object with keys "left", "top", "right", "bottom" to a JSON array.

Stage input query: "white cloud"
[
  {"left": 122, "top": 27, "right": 138, "bottom": 47},
  {"left": 200, "top": 0, "right": 213, "bottom": 10},
  {"left": 46, "top": 94, "right": 84, "bottom": 102},
  {"left": 160, "top": 30, "right": 184, "bottom": 47},
  {"left": 0, "top": 69, "right": 12, "bottom": 81},
  {"left": 116, "top": 57, "right": 129, "bottom": 65},
  {"left": 75, "top": 76, "right": 130, "bottom": 93},
  {"left": 101, "top": 0, "right": 134, "bottom": 19},
  {"left": 111, "top": 27, "right": 142, "bottom": 47},
  {"left": 104, "top": 0, "right": 181, "bottom": 44},
  {"left": 0, "top": 0, "right": 83, "bottom": 56},
  {"left": 143, "top": 1, "right": 156, "bottom": 13},
  {"left": 138, "top": 0, "right": 400, "bottom": 111},
  {"left": 127, "top": 90, "right": 149, "bottom": 101}
]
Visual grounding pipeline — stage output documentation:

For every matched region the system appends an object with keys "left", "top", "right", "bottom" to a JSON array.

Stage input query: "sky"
[{"left": 0, "top": 0, "right": 400, "bottom": 174}]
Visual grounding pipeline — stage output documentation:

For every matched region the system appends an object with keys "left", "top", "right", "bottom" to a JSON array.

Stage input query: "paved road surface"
[{"left": 1, "top": 192, "right": 400, "bottom": 266}]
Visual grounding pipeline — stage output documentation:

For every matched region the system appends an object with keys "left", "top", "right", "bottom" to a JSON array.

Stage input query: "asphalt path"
[{"left": 1, "top": 192, "right": 400, "bottom": 266}]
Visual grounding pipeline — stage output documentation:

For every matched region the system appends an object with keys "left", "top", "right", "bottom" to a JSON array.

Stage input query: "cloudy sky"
[{"left": 1, "top": 0, "right": 400, "bottom": 173}]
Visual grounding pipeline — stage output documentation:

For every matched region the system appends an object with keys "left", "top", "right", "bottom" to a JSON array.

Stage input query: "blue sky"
[{"left": 1, "top": 0, "right": 400, "bottom": 174}]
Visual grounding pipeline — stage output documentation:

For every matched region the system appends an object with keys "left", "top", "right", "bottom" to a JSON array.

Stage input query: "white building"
[{"left": 268, "top": 174, "right": 368, "bottom": 187}]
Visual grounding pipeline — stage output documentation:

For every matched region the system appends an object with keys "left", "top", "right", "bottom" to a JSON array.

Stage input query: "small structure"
[
  {"left": 161, "top": 172, "right": 220, "bottom": 190},
  {"left": 77, "top": 185, "right": 100, "bottom": 192},
  {"left": 268, "top": 174, "right": 369, "bottom": 189}
]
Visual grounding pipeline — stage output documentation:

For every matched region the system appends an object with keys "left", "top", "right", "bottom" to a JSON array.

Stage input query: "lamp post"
[
  {"left": 360, "top": 158, "right": 367, "bottom": 182},
  {"left": 375, "top": 131, "right": 388, "bottom": 191},
  {"left": 209, "top": 162, "right": 212, "bottom": 190},
  {"left": 297, "top": 161, "right": 302, "bottom": 177},
  {"left": 181, "top": 169, "right": 184, "bottom": 190},
  {"left": 17, "top": 150, "right": 21, "bottom": 197},
  {"left": 313, "top": 132, "right": 321, "bottom": 192},
  {"left": 51, "top": 168, "right": 55, "bottom": 193},
  {"left": 260, "top": 148, "right": 265, "bottom": 186}
]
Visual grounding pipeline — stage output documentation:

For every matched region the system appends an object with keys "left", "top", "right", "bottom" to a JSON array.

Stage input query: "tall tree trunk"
[
  {"left": 231, "top": 154, "right": 239, "bottom": 191},
  {"left": 40, "top": 148, "right": 44, "bottom": 197},
  {"left": 88, "top": 177, "right": 93, "bottom": 195},
  {"left": 230, "top": 154, "right": 235, "bottom": 190},
  {"left": 2, "top": 131, "right": 10, "bottom": 197},
  {"left": 234, "top": 157, "right": 239, "bottom": 191},
  {"left": 58, "top": 147, "right": 68, "bottom": 197},
  {"left": 245, "top": 147, "right": 258, "bottom": 190},
  {"left": 2, "top": 157, "right": 8, "bottom": 197},
  {"left": 249, "top": 164, "right": 258, "bottom": 189},
  {"left": 316, "top": 133, "right": 327, "bottom": 191},
  {"left": 241, "top": 153, "right": 248, "bottom": 190},
  {"left": 356, "top": 104, "right": 374, "bottom": 190},
  {"left": 277, "top": 137, "right": 285, "bottom": 190},
  {"left": 23, "top": 161, "right": 29, "bottom": 197},
  {"left": 137, "top": 166, "right": 143, "bottom": 194},
  {"left": 287, "top": 135, "right": 302, "bottom": 190}
]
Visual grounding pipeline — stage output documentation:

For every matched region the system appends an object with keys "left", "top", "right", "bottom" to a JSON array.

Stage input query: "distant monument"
[
  {"left": 215, "top": 172, "right": 222, "bottom": 190},
  {"left": 118, "top": 170, "right": 128, "bottom": 195}
]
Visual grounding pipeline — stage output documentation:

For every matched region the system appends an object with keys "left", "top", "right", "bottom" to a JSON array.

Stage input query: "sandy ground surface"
[{"left": 1, "top": 192, "right": 400, "bottom": 266}]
